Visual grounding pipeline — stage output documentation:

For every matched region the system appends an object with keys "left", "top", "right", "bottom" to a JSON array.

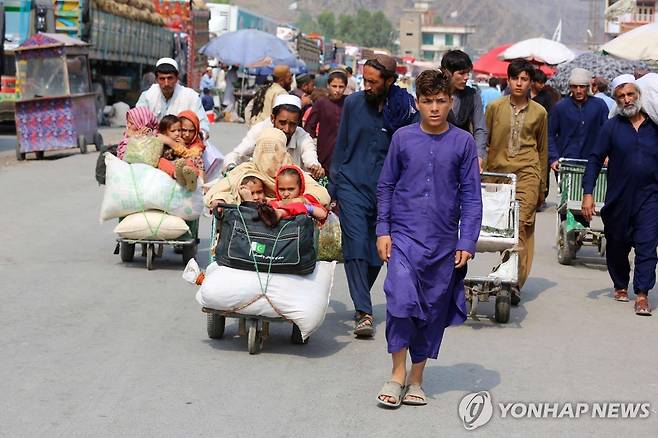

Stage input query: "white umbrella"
[
  {"left": 501, "top": 37, "right": 575, "bottom": 65},
  {"left": 601, "top": 22, "right": 658, "bottom": 62}
]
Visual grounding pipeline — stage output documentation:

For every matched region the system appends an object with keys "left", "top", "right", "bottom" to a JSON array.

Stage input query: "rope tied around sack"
[
  {"left": 228, "top": 206, "right": 295, "bottom": 321},
  {"left": 128, "top": 164, "right": 177, "bottom": 239}
]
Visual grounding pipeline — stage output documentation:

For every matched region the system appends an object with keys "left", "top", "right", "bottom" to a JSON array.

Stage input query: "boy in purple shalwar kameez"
[{"left": 375, "top": 69, "right": 482, "bottom": 407}]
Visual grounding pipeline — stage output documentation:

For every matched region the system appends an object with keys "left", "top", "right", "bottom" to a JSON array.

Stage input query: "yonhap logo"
[{"left": 459, "top": 391, "right": 494, "bottom": 430}]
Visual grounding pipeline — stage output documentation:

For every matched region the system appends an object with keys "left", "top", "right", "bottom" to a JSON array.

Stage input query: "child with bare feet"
[{"left": 156, "top": 115, "right": 201, "bottom": 191}]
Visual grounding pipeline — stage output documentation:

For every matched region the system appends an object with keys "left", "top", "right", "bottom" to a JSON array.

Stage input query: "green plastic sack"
[
  {"left": 123, "top": 135, "right": 164, "bottom": 168},
  {"left": 317, "top": 212, "right": 343, "bottom": 262}
]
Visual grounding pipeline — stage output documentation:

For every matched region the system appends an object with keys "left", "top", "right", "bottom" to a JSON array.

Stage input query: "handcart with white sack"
[
  {"left": 464, "top": 172, "right": 520, "bottom": 323},
  {"left": 115, "top": 215, "right": 199, "bottom": 271},
  {"left": 100, "top": 154, "right": 204, "bottom": 270},
  {"left": 555, "top": 158, "right": 607, "bottom": 265},
  {"left": 196, "top": 204, "right": 335, "bottom": 354}
]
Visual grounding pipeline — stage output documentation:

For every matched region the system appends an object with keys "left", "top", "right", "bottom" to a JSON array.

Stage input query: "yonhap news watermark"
[{"left": 458, "top": 391, "right": 652, "bottom": 430}]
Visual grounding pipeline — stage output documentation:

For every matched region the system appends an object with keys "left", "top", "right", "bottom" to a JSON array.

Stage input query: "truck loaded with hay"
[{"left": 2, "top": 0, "right": 209, "bottom": 125}]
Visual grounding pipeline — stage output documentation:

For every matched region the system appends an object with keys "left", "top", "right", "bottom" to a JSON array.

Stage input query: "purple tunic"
[{"left": 376, "top": 123, "right": 482, "bottom": 324}]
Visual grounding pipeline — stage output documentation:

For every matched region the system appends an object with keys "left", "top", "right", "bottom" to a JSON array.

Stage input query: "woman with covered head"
[
  {"left": 204, "top": 127, "right": 330, "bottom": 208},
  {"left": 116, "top": 107, "right": 159, "bottom": 160}
]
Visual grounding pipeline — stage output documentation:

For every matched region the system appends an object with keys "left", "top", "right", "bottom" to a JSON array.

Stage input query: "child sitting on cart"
[
  {"left": 157, "top": 115, "right": 203, "bottom": 192},
  {"left": 204, "top": 127, "right": 331, "bottom": 208},
  {"left": 239, "top": 165, "right": 328, "bottom": 226}
]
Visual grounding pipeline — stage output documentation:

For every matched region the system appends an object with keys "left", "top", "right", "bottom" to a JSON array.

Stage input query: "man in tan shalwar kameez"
[{"left": 484, "top": 59, "right": 548, "bottom": 305}]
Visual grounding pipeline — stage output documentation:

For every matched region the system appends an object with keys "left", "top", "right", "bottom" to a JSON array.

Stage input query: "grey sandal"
[
  {"left": 402, "top": 384, "right": 428, "bottom": 406},
  {"left": 354, "top": 314, "right": 374, "bottom": 337},
  {"left": 377, "top": 381, "right": 404, "bottom": 407}
]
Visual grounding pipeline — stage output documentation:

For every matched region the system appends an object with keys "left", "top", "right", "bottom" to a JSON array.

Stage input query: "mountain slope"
[{"left": 232, "top": 0, "right": 591, "bottom": 52}]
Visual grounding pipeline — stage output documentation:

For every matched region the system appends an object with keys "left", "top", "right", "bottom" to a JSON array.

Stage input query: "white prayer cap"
[
  {"left": 568, "top": 68, "right": 592, "bottom": 86},
  {"left": 610, "top": 74, "right": 636, "bottom": 91},
  {"left": 273, "top": 94, "right": 302, "bottom": 110},
  {"left": 156, "top": 57, "right": 179, "bottom": 71}
]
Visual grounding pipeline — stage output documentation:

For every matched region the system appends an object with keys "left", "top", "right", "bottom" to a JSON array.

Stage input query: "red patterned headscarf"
[{"left": 117, "top": 107, "right": 158, "bottom": 159}]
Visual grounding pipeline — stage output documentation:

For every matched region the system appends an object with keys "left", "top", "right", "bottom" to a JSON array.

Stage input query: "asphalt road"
[{"left": 0, "top": 122, "right": 656, "bottom": 437}]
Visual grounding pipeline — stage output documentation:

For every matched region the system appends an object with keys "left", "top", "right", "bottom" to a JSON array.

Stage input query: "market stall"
[{"left": 14, "top": 33, "right": 102, "bottom": 160}]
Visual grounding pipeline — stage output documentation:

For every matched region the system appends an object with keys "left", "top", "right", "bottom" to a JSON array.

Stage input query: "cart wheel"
[
  {"left": 35, "top": 151, "right": 45, "bottom": 160},
  {"left": 77, "top": 134, "right": 88, "bottom": 154},
  {"left": 15, "top": 144, "right": 25, "bottom": 161},
  {"left": 495, "top": 293, "right": 511, "bottom": 324},
  {"left": 598, "top": 236, "right": 607, "bottom": 257},
  {"left": 207, "top": 313, "right": 226, "bottom": 339},
  {"left": 557, "top": 221, "right": 575, "bottom": 265},
  {"left": 146, "top": 243, "right": 154, "bottom": 270},
  {"left": 119, "top": 242, "right": 135, "bottom": 262},
  {"left": 247, "top": 319, "right": 260, "bottom": 354},
  {"left": 291, "top": 323, "right": 308, "bottom": 345},
  {"left": 182, "top": 242, "right": 197, "bottom": 265},
  {"left": 93, "top": 132, "right": 104, "bottom": 152}
]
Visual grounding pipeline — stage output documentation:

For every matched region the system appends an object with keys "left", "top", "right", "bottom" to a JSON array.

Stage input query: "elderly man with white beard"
[{"left": 582, "top": 74, "right": 658, "bottom": 316}]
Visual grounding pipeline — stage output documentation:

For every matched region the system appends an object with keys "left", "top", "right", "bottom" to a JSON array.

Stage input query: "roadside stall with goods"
[
  {"left": 13, "top": 33, "right": 103, "bottom": 160},
  {"left": 192, "top": 204, "right": 337, "bottom": 354},
  {"left": 464, "top": 172, "right": 520, "bottom": 324}
]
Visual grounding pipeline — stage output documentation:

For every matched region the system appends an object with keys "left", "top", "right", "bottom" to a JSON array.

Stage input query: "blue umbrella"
[
  {"left": 248, "top": 59, "right": 308, "bottom": 76},
  {"left": 200, "top": 29, "right": 298, "bottom": 67}
]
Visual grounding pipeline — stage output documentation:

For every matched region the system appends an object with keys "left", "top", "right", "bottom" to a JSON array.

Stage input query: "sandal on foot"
[
  {"left": 402, "top": 384, "right": 428, "bottom": 406},
  {"left": 377, "top": 381, "right": 404, "bottom": 407},
  {"left": 634, "top": 296, "right": 652, "bottom": 316},
  {"left": 182, "top": 165, "right": 197, "bottom": 191},
  {"left": 354, "top": 314, "right": 374, "bottom": 337},
  {"left": 614, "top": 289, "right": 629, "bottom": 302}
]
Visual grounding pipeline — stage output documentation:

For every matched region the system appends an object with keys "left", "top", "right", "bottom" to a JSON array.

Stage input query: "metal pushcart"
[
  {"left": 202, "top": 208, "right": 308, "bottom": 354},
  {"left": 465, "top": 172, "right": 520, "bottom": 323},
  {"left": 555, "top": 158, "right": 607, "bottom": 265},
  {"left": 116, "top": 219, "right": 199, "bottom": 270}
]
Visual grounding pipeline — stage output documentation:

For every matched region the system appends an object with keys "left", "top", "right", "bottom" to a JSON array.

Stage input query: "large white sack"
[
  {"left": 637, "top": 72, "right": 658, "bottom": 126},
  {"left": 481, "top": 184, "right": 512, "bottom": 232},
  {"left": 196, "top": 261, "right": 336, "bottom": 340},
  {"left": 113, "top": 211, "right": 189, "bottom": 240},
  {"left": 100, "top": 154, "right": 203, "bottom": 222},
  {"left": 202, "top": 140, "right": 224, "bottom": 183}
]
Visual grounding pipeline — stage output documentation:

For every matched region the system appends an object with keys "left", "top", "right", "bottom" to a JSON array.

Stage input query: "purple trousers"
[{"left": 385, "top": 311, "right": 448, "bottom": 363}]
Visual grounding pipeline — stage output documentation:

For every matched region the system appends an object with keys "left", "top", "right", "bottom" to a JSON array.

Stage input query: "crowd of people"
[{"left": 116, "top": 49, "right": 658, "bottom": 408}]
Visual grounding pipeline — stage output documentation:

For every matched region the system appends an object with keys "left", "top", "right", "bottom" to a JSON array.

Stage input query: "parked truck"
[{"left": 1, "top": 0, "right": 209, "bottom": 124}]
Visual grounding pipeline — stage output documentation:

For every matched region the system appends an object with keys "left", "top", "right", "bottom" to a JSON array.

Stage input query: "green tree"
[
  {"left": 370, "top": 11, "right": 394, "bottom": 48},
  {"left": 353, "top": 9, "right": 373, "bottom": 46},
  {"left": 296, "top": 10, "right": 316, "bottom": 33},
  {"left": 336, "top": 14, "right": 354, "bottom": 41},
  {"left": 311, "top": 9, "right": 395, "bottom": 49},
  {"left": 316, "top": 11, "right": 336, "bottom": 39}
]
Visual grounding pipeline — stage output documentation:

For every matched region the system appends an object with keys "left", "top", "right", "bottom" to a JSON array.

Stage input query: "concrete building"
[
  {"left": 605, "top": 0, "right": 657, "bottom": 38},
  {"left": 399, "top": 1, "right": 475, "bottom": 62}
]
